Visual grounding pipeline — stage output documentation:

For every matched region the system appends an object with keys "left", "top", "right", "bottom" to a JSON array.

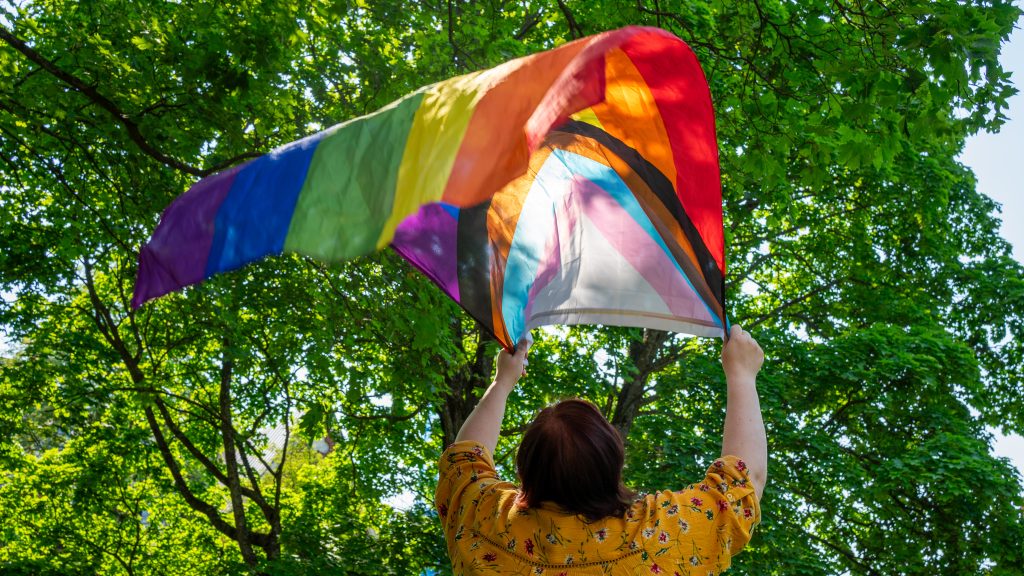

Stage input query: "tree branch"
[
  {"left": 83, "top": 259, "right": 144, "bottom": 377},
  {"left": 216, "top": 337, "right": 259, "bottom": 567},
  {"left": 0, "top": 122, "right": 136, "bottom": 256},
  {"left": 0, "top": 26, "right": 259, "bottom": 176},
  {"left": 143, "top": 406, "right": 240, "bottom": 541},
  {"left": 446, "top": 0, "right": 480, "bottom": 70},
  {"left": 611, "top": 329, "right": 672, "bottom": 438},
  {"left": 514, "top": 9, "right": 544, "bottom": 40},
  {"left": 0, "top": 26, "right": 207, "bottom": 176},
  {"left": 342, "top": 404, "right": 423, "bottom": 422}
]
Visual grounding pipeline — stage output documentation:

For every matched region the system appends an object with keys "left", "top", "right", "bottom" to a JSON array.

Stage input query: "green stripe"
[{"left": 284, "top": 90, "right": 426, "bottom": 260}]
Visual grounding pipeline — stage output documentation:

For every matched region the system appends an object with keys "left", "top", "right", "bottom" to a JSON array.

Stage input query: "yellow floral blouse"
[{"left": 436, "top": 441, "right": 760, "bottom": 576}]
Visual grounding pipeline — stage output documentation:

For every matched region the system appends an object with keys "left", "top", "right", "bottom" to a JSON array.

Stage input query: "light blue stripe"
[
  {"left": 553, "top": 149, "right": 721, "bottom": 326},
  {"left": 503, "top": 149, "right": 721, "bottom": 331}
]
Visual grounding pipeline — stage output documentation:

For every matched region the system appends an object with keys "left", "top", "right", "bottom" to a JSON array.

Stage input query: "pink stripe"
[{"left": 572, "top": 176, "right": 713, "bottom": 323}]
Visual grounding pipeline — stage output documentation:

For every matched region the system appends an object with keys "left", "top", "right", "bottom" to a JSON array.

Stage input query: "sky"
[{"left": 960, "top": 17, "right": 1024, "bottom": 478}]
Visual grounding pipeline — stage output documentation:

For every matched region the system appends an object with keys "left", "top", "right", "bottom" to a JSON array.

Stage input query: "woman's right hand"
[{"left": 494, "top": 338, "right": 530, "bottom": 389}]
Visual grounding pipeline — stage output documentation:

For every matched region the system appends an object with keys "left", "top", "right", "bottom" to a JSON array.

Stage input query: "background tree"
[{"left": 2, "top": 0, "right": 1022, "bottom": 574}]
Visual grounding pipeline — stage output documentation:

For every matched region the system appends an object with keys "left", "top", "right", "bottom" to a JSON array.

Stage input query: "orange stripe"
[
  {"left": 438, "top": 41, "right": 590, "bottom": 208},
  {"left": 440, "top": 27, "right": 658, "bottom": 207},
  {"left": 590, "top": 48, "right": 678, "bottom": 193}
]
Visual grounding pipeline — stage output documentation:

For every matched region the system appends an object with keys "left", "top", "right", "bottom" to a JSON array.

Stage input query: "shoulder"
[
  {"left": 440, "top": 440, "right": 493, "bottom": 467},
  {"left": 435, "top": 440, "right": 519, "bottom": 535}
]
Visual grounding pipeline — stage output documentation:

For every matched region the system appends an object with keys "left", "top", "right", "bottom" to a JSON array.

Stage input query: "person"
[{"left": 435, "top": 325, "right": 766, "bottom": 575}]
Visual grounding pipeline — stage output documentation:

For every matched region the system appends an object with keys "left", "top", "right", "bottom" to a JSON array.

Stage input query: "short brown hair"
[{"left": 516, "top": 399, "right": 635, "bottom": 521}]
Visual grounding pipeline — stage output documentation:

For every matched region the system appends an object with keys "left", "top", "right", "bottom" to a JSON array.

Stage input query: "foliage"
[{"left": 2, "top": 0, "right": 1023, "bottom": 575}]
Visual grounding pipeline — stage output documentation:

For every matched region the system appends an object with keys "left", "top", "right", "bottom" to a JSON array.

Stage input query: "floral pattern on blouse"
[{"left": 435, "top": 441, "right": 760, "bottom": 576}]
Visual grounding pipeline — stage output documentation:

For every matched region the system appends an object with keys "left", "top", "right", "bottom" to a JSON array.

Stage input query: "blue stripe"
[
  {"left": 439, "top": 202, "right": 460, "bottom": 219},
  {"left": 205, "top": 133, "right": 322, "bottom": 277}
]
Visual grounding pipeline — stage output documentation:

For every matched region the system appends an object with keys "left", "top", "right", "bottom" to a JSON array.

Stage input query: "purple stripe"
[
  {"left": 131, "top": 164, "right": 244, "bottom": 308},
  {"left": 391, "top": 203, "right": 460, "bottom": 301}
]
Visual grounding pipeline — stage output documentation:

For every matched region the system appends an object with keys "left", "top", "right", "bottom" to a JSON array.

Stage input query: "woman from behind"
[{"left": 436, "top": 325, "right": 766, "bottom": 575}]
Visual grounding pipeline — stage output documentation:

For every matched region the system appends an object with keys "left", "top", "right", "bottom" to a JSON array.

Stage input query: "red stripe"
[{"left": 621, "top": 32, "right": 725, "bottom": 275}]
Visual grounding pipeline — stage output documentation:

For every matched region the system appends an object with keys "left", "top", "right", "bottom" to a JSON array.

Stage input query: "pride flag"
[{"left": 133, "top": 26, "right": 726, "bottom": 350}]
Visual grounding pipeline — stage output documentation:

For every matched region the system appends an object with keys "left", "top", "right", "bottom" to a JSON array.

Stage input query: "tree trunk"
[
  {"left": 610, "top": 329, "right": 672, "bottom": 439},
  {"left": 84, "top": 265, "right": 280, "bottom": 569},
  {"left": 438, "top": 329, "right": 495, "bottom": 447}
]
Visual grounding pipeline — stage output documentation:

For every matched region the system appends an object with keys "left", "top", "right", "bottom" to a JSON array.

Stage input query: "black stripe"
[
  {"left": 557, "top": 119, "right": 725, "bottom": 310},
  {"left": 456, "top": 199, "right": 499, "bottom": 342}
]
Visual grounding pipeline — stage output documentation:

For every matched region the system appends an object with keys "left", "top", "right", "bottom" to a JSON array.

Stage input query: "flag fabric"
[{"left": 132, "top": 26, "right": 726, "bottom": 350}]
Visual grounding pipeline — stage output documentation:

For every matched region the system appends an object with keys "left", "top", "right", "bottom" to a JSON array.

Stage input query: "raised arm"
[
  {"left": 720, "top": 325, "right": 767, "bottom": 500},
  {"left": 454, "top": 342, "right": 529, "bottom": 455}
]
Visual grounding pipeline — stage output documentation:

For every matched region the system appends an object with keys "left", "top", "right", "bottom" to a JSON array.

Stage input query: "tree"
[{"left": 2, "top": 0, "right": 1022, "bottom": 574}]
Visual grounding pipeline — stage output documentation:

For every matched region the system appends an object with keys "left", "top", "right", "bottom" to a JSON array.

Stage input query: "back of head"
[{"left": 516, "top": 399, "right": 635, "bottom": 522}]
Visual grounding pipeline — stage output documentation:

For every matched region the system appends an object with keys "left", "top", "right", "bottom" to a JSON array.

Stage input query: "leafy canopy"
[{"left": 1, "top": 0, "right": 1022, "bottom": 574}]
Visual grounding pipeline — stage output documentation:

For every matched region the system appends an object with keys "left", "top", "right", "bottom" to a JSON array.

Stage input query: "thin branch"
[
  {"left": 0, "top": 123, "right": 136, "bottom": 255},
  {"left": 152, "top": 397, "right": 228, "bottom": 483},
  {"left": 235, "top": 439, "right": 264, "bottom": 500},
  {"left": 556, "top": 0, "right": 583, "bottom": 39},
  {"left": 514, "top": 9, "right": 544, "bottom": 40},
  {"left": 742, "top": 271, "right": 849, "bottom": 329},
  {"left": 777, "top": 515, "right": 881, "bottom": 576},
  {"left": 203, "top": 151, "right": 262, "bottom": 174},
  {"left": 274, "top": 376, "right": 293, "bottom": 523},
  {"left": 342, "top": 404, "right": 424, "bottom": 422},
  {"left": 242, "top": 435, "right": 281, "bottom": 482},
  {"left": 499, "top": 422, "right": 530, "bottom": 437},
  {"left": 83, "top": 259, "right": 144, "bottom": 380},
  {"left": 446, "top": 0, "right": 481, "bottom": 69},
  {"left": 0, "top": 26, "right": 205, "bottom": 176},
  {"left": 143, "top": 406, "right": 239, "bottom": 540}
]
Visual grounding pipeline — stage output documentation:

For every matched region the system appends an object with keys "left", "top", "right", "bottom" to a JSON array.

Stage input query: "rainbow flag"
[{"left": 133, "top": 26, "right": 726, "bottom": 350}]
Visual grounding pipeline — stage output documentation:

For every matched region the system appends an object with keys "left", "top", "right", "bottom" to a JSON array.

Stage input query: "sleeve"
[
  {"left": 701, "top": 455, "right": 761, "bottom": 555},
  {"left": 652, "top": 455, "right": 761, "bottom": 570},
  {"left": 434, "top": 440, "right": 503, "bottom": 539}
]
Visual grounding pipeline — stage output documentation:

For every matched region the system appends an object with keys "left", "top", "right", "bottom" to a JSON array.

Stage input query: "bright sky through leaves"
[{"left": 961, "top": 20, "right": 1024, "bottom": 478}]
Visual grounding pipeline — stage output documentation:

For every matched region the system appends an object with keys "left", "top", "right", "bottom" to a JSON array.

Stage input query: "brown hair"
[{"left": 516, "top": 399, "right": 635, "bottom": 522}]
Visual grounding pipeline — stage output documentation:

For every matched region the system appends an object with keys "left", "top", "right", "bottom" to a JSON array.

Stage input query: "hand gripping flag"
[{"left": 132, "top": 26, "right": 726, "bottom": 351}]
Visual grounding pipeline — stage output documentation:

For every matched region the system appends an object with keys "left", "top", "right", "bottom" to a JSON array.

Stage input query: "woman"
[{"left": 436, "top": 325, "right": 766, "bottom": 575}]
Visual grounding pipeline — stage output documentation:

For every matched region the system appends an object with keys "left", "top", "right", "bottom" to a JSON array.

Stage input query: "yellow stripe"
[
  {"left": 569, "top": 107, "right": 606, "bottom": 131},
  {"left": 376, "top": 70, "right": 490, "bottom": 249}
]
